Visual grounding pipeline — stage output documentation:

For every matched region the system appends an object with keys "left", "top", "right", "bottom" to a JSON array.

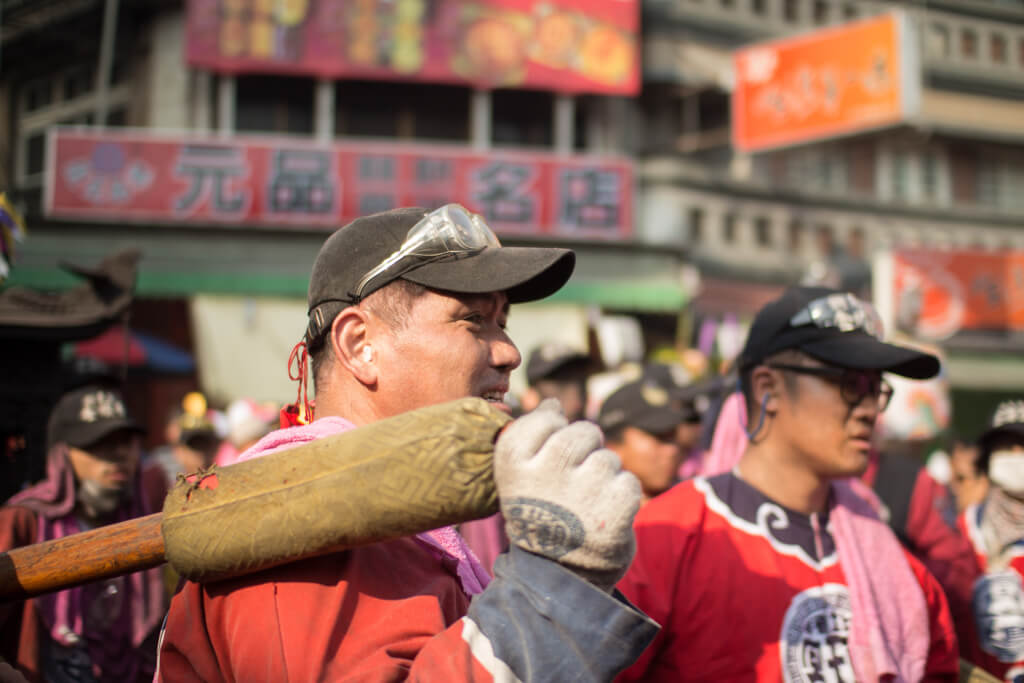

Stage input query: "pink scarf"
[
  {"left": 700, "top": 392, "right": 930, "bottom": 682},
  {"left": 8, "top": 445, "right": 166, "bottom": 676},
  {"left": 239, "top": 416, "right": 491, "bottom": 595}
]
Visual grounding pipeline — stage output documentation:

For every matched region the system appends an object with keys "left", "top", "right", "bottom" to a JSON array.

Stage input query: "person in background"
[
  {"left": 0, "top": 384, "right": 166, "bottom": 681},
  {"left": 598, "top": 378, "right": 686, "bottom": 504},
  {"left": 951, "top": 435, "right": 989, "bottom": 515},
  {"left": 618, "top": 287, "right": 959, "bottom": 681},
  {"left": 150, "top": 392, "right": 219, "bottom": 486},
  {"left": 959, "top": 400, "right": 1024, "bottom": 682},
  {"left": 518, "top": 341, "right": 593, "bottom": 421},
  {"left": 213, "top": 398, "right": 278, "bottom": 467}
]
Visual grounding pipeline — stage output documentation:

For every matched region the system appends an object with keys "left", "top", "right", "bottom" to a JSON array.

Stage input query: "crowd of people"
[{"left": 0, "top": 203, "right": 1021, "bottom": 682}]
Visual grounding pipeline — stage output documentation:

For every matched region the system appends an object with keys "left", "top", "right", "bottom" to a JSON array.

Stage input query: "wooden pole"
[{"left": 0, "top": 513, "right": 164, "bottom": 602}]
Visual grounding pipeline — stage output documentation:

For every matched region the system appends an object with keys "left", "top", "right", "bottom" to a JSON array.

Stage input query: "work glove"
[{"left": 494, "top": 399, "right": 642, "bottom": 593}]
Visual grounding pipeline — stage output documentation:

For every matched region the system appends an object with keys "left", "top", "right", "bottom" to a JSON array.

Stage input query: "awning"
[{"left": 74, "top": 325, "right": 195, "bottom": 373}]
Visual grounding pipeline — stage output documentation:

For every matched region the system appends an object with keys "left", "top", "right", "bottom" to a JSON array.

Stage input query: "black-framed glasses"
[{"left": 768, "top": 363, "right": 894, "bottom": 412}]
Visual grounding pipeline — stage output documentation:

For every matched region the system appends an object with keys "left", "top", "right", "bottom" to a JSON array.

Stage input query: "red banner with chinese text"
[
  {"left": 186, "top": 0, "right": 639, "bottom": 95},
  {"left": 892, "top": 249, "right": 1024, "bottom": 339},
  {"left": 45, "top": 129, "right": 633, "bottom": 240}
]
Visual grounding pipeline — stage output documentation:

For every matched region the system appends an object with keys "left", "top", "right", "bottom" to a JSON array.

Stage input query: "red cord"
[{"left": 284, "top": 340, "right": 313, "bottom": 426}]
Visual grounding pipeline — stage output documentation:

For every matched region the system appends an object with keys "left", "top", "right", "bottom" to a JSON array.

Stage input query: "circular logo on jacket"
[
  {"left": 780, "top": 584, "right": 854, "bottom": 683},
  {"left": 973, "top": 570, "right": 1024, "bottom": 663}
]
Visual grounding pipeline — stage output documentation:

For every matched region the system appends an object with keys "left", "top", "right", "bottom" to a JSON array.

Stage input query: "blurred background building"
[{"left": 1, "top": 0, "right": 1022, "bottom": 453}]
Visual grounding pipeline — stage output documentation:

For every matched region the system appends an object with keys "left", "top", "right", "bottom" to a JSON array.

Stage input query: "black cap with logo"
[
  {"left": 738, "top": 286, "right": 940, "bottom": 379},
  {"left": 46, "top": 385, "right": 143, "bottom": 450},
  {"left": 525, "top": 342, "right": 591, "bottom": 385},
  {"left": 598, "top": 380, "right": 686, "bottom": 436}
]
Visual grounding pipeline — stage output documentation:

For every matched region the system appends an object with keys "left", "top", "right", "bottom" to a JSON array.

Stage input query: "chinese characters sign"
[
  {"left": 186, "top": 0, "right": 639, "bottom": 95},
  {"left": 732, "top": 12, "right": 920, "bottom": 152},
  {"left": 45, "top": 129, "right": 633, "bottom": 240},
  {"left": 892, "top": 249, "right": 1024, "bottom": 340}
]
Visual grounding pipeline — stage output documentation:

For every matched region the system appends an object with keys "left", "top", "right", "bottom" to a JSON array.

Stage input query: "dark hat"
[
  {"left": 979, "top": 400, "right": 1024, "bottom": 450},
  {"left": 739, "top": 286, "right": 939, "bottom": 379},
  {"left": 305, "top": 206, "right": 575, "bottom": 343},
  {"left": 526, "top": 342, "right": 590, "bottom": 384},
  {"left": 598, "top": 380, "right": 686, "bottom": 436},
  {"left": 642, "top": 363, "right": 703, "bottom": 421},
  {"left": 46, "top": 385, "right": 143, "bottom": 449}
]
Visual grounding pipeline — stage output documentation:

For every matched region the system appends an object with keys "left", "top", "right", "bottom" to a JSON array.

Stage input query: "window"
[
  {"left": 1020, "top": 37, "right": 1024, "bottom": 66},
  {"left": 783, "top": 0, "right": 799, "bottom": 22},
  {"left": 813, "top": 0, "right": 829, "bottom": 24},
  {"left": 978, "top": 158, "right": 1002, "bottom": 207},
  {"left": 927, "top": 24, "right": 950, "bottom": 58},
  {"left": 106, "top": 107, "right": 128, "bottom": 127},
  {"left": 751, "top": 0, "right": 766, "bottom": 14},
  {"left": 847, "top": 141, "right": 875, "bottom": 195},
  {"left": 62, "top": 66, "right": 94, "bottom": 101},
  {"left": 788, "top": 219, "right": 804, "bottom": 249},
  {"left": 891, "top": 151, "right": 909, "bottom": 202},
  {"left": 949, "top": 146, "right": 978, "bottom": 204},
  {"left": 961, "top": 29, "right": 978, "bottom": 58},
  {"left": 23, "top": 79, "right": 52, "bottom": 112},
  {"left": 921, "top": 151, "right": 939, "bottom": 201},
  {"left": 754, "top": 216, "right": 772, "bottom": 246},
  {"left": 688, "top": 207, "right": 704, "bottom": 244},
  {"left": 236, "top": 75, "right": 313, "bottom": 134},
  {"left": 723, "top": 213, "right": 737, "bottom": 243},
  {"left": 720, "top": 0, "right": 734, "bottom": 8},
  {"left": 492, "top": 89, "right": 553, "bottom": 147},
  {"left": 842, "top": 4, "right": 857, "bottom": 19},
  {"left": 25, "top": 133, "right": 45, "bottom": 176},
  {"left": 992, "top": 34, "right": 1008, "bottom": 64}
]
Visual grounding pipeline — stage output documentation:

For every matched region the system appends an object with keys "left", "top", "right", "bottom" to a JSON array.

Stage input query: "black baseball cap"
[
  {"left": 979, "top": 400, "right": 1024, "bottom": 451},
  {"left": 46, "top": 385, "right": 143, "bottom": 449},
  {"left": 306, "top": 206, "right": 575, "bottom": 344},
  {"left": 738, "top": 286, "right": 939, "bottom": 379},
  {"left": 598, "top": 380, "right": 686, "bottom": 435},
  {"left": 526, "top": 342, "right": 591, "bottom": 384}
]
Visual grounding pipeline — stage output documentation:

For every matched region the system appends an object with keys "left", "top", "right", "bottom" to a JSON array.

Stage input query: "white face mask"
[{"left": 988, "top": 450, "right": 1024, "bottom": 495}]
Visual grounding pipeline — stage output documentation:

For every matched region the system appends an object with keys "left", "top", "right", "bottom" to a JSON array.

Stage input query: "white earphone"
[{"left": 362, "top": 346, "right": 373, "bottom": 362}]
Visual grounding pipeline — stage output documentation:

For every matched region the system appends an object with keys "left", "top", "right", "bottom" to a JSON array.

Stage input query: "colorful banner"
[
  {"left": 892, "top": 249, "right": 1024, "bottom": 340},
  {"left": 732, "top": 12, "right": 920, "bottom": 152},
  {"left": 187, "top": 0, "right": 639, "bottom": 95},
  {"left": 45, "top": 129, "right": 633, "bottom": 239}
]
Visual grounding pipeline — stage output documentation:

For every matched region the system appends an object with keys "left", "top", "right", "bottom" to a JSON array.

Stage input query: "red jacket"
[
  {"left": 618, "top": 473, "right": 960, "bottom": 682},
  {"left": 156, "top": 419, "right": 658, "bottom": 682}
]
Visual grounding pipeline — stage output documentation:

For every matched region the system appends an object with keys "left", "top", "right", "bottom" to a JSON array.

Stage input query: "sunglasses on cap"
[
  {"left": 351, "top": 203, "right": 501, "bottom": 302},
  {"left": 788, "top": 293, "right": 884, "bottom": 339},
  {"left": 768, "top": 363, "right": 894, "bottom": 412}
]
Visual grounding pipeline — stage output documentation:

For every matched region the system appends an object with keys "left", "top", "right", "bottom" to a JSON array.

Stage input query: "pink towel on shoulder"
[
  {"left": 700, "top": 392, "right": 929, "bottom": 682},
  {"left": 239, "top": 416, "right": 491, "bottom": 595}
]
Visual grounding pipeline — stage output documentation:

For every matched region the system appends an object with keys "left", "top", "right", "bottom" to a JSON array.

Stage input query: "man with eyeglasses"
[
  {"left": 154, "top": 205, "right": 656, "bottom": 681},
  {"left": 617, "top": 286, "right": 960, "bottom": 682}
]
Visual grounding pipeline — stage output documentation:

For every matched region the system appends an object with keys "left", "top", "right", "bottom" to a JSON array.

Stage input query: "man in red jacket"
[
  {"left": 618, "top": 287, "right": 959, "bottom": 682},
  {"left": 155, "top": 205, "right": 657, "bottom": 681}
]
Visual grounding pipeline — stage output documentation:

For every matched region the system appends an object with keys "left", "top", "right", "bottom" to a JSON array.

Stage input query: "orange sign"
[
  {"left": 892, "top": 250, "right": 1024, "bottom": 340},
  {"left": 732, "top": 12, "right": 919, "bottom": 152}
]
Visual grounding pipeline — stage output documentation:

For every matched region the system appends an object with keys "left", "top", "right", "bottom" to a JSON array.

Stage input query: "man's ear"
[
  {"left": 749, "top": 365, "right": 780, "bottom": 417},
  {"left": 329, "top": 307, "right": 377, "bottom": 386}
]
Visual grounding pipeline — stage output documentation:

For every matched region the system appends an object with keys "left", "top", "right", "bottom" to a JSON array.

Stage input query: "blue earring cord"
[{"left": 743, "top": 391, "right": 769, "bottom": 442}]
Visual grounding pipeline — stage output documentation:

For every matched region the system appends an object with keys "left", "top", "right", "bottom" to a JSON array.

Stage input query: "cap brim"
[
  {"left": 800, "top": 332, "right": 940, "bottom": 379},
  {"left": 980, "top": 423, "right": 1024, "bottom": 449},
  {"left": 402, "top": 247, "right": 575, "bottom": 303},
  {"left": 632, "top": 408, "right": 686, "bottom": 436},
  {"left": 70, "top": 418, "right": 144, "bottom": 449}
]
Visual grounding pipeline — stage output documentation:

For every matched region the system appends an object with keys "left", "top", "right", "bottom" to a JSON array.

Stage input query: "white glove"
[{"left": 494, "top": 399, "right": 642, "bottom": 593}]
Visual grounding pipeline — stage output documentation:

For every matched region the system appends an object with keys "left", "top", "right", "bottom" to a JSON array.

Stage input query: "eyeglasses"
[
  {"left": 350, "top": 203, "right": 501, "bottom": 301},
  {"left": 768, "top": 363, "right": 894, "bottom": 412},
  {"left": 788, "top": 293, "right": 884, "bottom": 340}
]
